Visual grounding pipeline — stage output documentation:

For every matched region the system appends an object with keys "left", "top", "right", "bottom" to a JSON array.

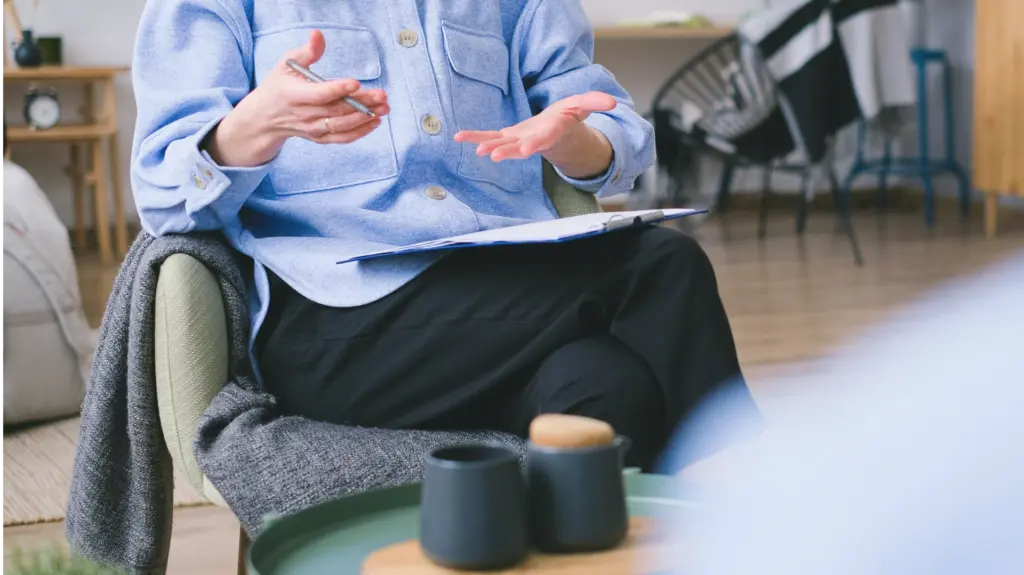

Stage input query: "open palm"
[{"left": 454, "top": 91, "right": 617, "bottom": 162}]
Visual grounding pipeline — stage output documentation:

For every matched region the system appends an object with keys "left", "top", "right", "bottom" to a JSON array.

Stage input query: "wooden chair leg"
[
  {"left": 984, "top": 192, "right": 999, "bottom": 238},
  {"left": 237, "top": 527, "right": 250, "bottom": 575},
  {"left": 90, "top": 137, "right": 113, "bottom": 264},
  {"left": 69, "top": 144, "right": 87, "bottom": 252},
  {"left": 107, "top": 134, "right": 128, "bottom": 256}
]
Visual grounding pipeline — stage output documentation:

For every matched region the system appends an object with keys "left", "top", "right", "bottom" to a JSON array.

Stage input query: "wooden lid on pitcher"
[{"left": 528, "top": 414, "right": 615, "bottom": 449}]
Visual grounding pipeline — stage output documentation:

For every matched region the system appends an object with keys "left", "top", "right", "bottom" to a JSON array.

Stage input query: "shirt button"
[
  {"left": 421, "top": 114, "right": 442, "bottom": 136},
  {"left": 611, "top": 170, "right": 622, "bottom": 184},
  {"left": 192, "top": 173, "right": 207, "bottom": 190},
  {"left": 425, "top": 186, "right": 448, "bottom": 200},
  {"left": 397, "top": 29, "right": 419, "bottom": 47}
]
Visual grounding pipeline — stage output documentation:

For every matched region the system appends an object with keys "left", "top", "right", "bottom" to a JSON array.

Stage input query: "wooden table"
[
  {"left": 362, "top": 518, "right": 671, "bottom": 574},
  {"left": 4, "top": 65, "right": 130, "bottom": 263}
]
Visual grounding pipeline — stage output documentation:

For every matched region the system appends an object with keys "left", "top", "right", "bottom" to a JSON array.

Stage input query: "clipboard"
[{"left": 335, "top": 208, "right": 706, "bottom": 265}]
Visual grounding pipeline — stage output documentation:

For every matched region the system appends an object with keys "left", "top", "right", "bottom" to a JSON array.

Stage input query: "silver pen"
[{"left": 286, "top": 59, "right": 377, "bottom": 117}]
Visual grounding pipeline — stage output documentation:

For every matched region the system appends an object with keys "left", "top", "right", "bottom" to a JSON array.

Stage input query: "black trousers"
[{"left": 257, "top": 227, "right": 758, "bottom": 470}]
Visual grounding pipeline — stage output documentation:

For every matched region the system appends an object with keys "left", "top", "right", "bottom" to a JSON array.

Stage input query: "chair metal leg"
[
  {"left": 840, "top": 164, "right": 859, "bottom": 210},
  {"left": 714, "top": 158, "right": 736, "bottom": 213},
  {"left": 847, "top": 121, "right": 884, "bottom": 213},
  {"left": 237, "top": 527, "right": 250, "bottom": 575},
  {"left": 669, "top": 173, "right": 684, "bottom": 208},
  {"left": 796, "top": 169, "right": 811, "bottom": 235},
  {"left": 953, "top": 165, "right": 972, "bottom": 218},
  {"left": 915, "top": 56, "right": 937, "bottom": 227},
  {"left": 941, "top": 58, "right": 972, "bottom": 219},
  {"left": 920, "top": 169, "right": 938, "bottom": 228},
  {"left": 757, "top": 165, "right": 772, "bottom": 239},
  {"left": 942, "top": 57, "right": 957, "bottom": 166},
  {"left": 667, "top": 151, "right": 689, "bottom": 207},
  {"left": 878, "top": 139, "right": 892, "bottom": 212},
  {"left": 829, "top": 166, "right": 865, "bottom": 267}
]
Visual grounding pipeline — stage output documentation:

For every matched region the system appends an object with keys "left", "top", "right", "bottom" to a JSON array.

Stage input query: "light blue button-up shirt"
[{"left": 131, "top": 0, "right": 654, "bottom": 354}]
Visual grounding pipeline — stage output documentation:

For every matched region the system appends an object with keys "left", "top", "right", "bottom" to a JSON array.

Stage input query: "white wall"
[{"left": 2, "top": 0, "right": 975, "bottom": 227}]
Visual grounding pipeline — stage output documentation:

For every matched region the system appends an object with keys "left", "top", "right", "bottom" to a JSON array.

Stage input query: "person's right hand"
[{"left": 205, "top": 30, "right": 390, "bottom": 168}]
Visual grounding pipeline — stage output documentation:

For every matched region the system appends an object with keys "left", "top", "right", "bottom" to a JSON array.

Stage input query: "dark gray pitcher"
[{"left": 527, "top": 435, "right": 632, "bottom": 553}]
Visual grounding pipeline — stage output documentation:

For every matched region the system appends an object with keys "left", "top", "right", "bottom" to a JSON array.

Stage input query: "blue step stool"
[{"left": 840, "top": 48, "right": 971, "bottom": 226}]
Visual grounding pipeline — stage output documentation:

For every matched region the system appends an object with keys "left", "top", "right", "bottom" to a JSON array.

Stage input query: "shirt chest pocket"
[
  {"left": 441, "top": 21, "right": 524, "bottom": 193},
  {"left": 253, "top": 26, "right": 398, "bottom": 195}
]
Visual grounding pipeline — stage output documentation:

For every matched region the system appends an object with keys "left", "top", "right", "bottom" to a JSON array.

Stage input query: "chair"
[
  {"left": 650, "top": 33, "right": 783, "bottom": 212},
  {"left": 840, "top": 48, "right": 971, "bottom": 227},
  {"left": 650, "top": 32, "right": 863, "bottom": 266},
  {"left": 153, "top": 160, "right": 600, "bottom": 574}
]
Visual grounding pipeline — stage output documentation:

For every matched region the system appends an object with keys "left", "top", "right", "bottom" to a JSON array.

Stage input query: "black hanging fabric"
[{"left": 744, "top": 0, "right": 910, "bottom": 162}]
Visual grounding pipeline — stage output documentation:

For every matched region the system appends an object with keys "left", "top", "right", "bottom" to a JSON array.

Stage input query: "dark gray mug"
[
  {"left": 419, "top": 444, "right": 528, "bottom": 570},
  {"left": 527, "top": 435, "right": 632, "bottom": 553}
]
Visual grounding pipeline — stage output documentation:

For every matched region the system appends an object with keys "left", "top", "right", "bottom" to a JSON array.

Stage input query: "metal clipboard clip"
[{"left": 602, "top": 210, "right": 665, "bottom": 232}]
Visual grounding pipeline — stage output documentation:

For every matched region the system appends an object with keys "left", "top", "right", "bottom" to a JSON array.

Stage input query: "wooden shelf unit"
[
  {"left": 6, "top": 123, "right": 118, "bottom": 142},
  {"left": 4, "top": 65, "right": 129, "bottom": 263},
  {"left": 4, "top": 65, "right": 128, "bottom": 81}
]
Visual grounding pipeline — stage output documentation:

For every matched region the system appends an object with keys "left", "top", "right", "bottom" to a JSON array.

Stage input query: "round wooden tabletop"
[{"left": 361, "top": 517, "right": 673, "bottom": 574}]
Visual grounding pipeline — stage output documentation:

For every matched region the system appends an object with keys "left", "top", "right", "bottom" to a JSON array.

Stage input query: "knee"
[
  {"left": 583, "top": 346, "right": 663, "bottom": 419},
  {"left": 641, "top": 226, "right": 702, "bottom": 253},
  {"left": 530, "top": 336, "right": 663, "bottom": 428},
  {"left": 637, "top": 228, "right": 710, "bottom": 271},
  {"left": 530, "top": 336, "right": 668, "bottom": 469}
]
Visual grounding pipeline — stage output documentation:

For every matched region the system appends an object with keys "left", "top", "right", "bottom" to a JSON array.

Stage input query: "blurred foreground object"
[{"left": 666, "top": 251, "right": 1024, "bottom": 575}]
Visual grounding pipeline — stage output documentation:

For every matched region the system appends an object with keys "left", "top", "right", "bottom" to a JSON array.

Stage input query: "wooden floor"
[{"left": 6, "top": 205, "right": 1024, "bottom": 573}]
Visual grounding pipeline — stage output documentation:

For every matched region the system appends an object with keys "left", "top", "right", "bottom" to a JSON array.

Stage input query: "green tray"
[{"left": 247, "top": 473, "right": 698, "bottom": 574}]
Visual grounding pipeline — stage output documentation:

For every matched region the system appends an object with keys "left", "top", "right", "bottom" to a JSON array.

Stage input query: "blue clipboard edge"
[{"left": 335, "top": 208, "right": 709, "bottom": 266}]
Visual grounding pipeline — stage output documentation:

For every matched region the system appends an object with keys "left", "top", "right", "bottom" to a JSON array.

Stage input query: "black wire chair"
[{"left": 649, "top": 33, "right": 863, "bottom": 266}]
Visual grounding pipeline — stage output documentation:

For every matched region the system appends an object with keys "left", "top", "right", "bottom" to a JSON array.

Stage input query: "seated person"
[{"left": 130, "top": 0, "right": 759, "bottom": 470}]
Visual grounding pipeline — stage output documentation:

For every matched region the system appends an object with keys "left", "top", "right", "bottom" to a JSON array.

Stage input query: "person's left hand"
[{"left": 454, "top": 91, "right": 616, "bottom": 162}]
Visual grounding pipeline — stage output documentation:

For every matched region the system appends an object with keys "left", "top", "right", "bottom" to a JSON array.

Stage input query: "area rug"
[{"left": 4, "top": 417, "right": 208, "bottom": 526}]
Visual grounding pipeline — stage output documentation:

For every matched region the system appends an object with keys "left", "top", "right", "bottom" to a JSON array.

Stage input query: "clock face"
[{"left": 27, "top": 94, "right": 61, "bottom": 130}]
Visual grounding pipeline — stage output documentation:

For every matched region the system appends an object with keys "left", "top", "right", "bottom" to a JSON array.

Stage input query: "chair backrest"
[
  {"left": 543, "top": 159, "right": 601, "bottom": 217},
  {"left": 651, "top": 33, "right": 778, "bottom": 153}
]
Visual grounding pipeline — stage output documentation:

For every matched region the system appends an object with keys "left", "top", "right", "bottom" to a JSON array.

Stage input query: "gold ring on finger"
[{"left": 323, "top": 117, "right": 335, "bottom": 135}]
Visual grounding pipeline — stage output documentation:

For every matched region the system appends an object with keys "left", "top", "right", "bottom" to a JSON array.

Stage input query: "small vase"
[{"left": 14, "top": 29, "right": 44, "bottom": 68}]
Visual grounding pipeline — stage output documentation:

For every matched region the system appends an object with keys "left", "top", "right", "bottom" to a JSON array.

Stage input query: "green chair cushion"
[
  {"left": 543, "top": 159, "right": 601, "bottom": 217},
  {"left": 154, "top": 253, "right": 229, "bottom": 505}
]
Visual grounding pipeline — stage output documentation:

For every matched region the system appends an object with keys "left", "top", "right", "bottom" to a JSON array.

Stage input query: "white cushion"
[{"left": 3, "top": 160, "right": 95, "bottom": 426}]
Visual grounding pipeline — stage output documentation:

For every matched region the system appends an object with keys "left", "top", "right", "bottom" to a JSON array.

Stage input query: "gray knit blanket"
[{"left": 66, "top": 232, "right": 525, "bottom": 574}]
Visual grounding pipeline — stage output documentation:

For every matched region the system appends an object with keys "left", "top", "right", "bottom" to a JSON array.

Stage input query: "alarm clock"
[{"left": 24, "top": 88, "right": 61, "bottom": 130}]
